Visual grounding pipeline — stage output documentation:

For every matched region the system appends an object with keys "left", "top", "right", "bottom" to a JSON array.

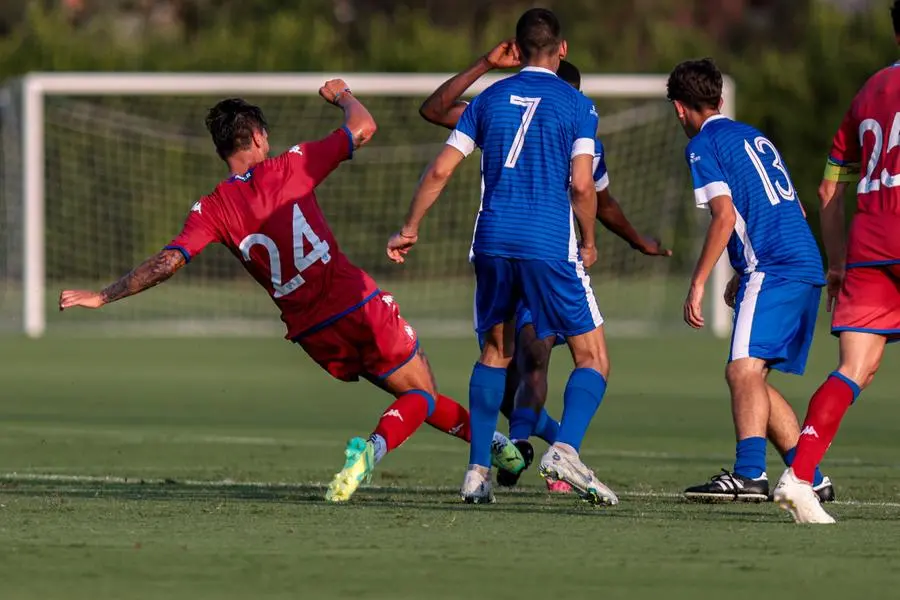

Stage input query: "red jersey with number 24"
[
  {"left": 828, "top": 63, "right": 900, "bottom": 267},
  {"left": 166, "top": 127, "right": 379, "bottom": 339}
]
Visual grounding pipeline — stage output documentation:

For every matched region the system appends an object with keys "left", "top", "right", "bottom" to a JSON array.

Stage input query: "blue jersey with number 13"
[
  {"left": 687, "top": 116, "right": 823, "bottom": 285},
  {"left": 447, "top": 66, "right": 599, "bottom": 261}
]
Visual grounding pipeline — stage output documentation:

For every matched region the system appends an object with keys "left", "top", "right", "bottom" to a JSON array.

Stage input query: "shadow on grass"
[{"left": 0, "top": 476, "right": 800, "bottom": 523}]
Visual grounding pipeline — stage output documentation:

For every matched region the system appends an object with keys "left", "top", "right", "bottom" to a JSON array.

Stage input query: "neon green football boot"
[
  {"left": 325, "top": 437, "right": 375, "bottom": 503},
  {"left": 490, "top": 432, "right": 526, "bottom": 476}
]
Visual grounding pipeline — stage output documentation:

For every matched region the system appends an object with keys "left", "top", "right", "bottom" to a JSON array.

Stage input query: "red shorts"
[
  {"left": 295, "top": 291, "right": 419, "bottom": 382},
  {"left": 832, "top": 265, "right": 900, "bottom": 340}
]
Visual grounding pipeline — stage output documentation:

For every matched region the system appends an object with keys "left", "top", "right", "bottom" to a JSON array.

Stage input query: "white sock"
[{"left": 368, "top": 434, "right": 387, "bottom": 464}]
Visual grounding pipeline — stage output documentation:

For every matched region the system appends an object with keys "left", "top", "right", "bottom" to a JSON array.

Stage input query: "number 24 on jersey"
[{"left": 239, "top": 204, "right": 331, "bottom": 298}]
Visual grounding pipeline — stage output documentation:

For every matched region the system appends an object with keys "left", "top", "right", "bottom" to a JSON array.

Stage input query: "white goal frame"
[{"left": 17, "top": 72, "right": 735, "bottom": 339}]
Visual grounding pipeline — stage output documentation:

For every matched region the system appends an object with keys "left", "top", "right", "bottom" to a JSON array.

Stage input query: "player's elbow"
[
  {"left": 570, "top": 177, "right": 594, "bottom": 201},
  {"left": 428, "top": 161, "right": 454, "bottom": 182},
  {"left": 354, "top": 118, "right": 377, "bottom": 148},
  {"left": 419, "top": 102, "right": 439, "bottom": 125}
]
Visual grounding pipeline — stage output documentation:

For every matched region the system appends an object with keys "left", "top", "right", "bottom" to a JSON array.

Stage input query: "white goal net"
[{"left": 0, "top": 73, "right": 734, "bottom": 338}]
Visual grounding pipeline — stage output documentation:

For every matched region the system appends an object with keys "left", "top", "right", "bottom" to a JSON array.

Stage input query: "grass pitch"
[{"left": 1, "top": 334, "right": 899, "bottom": 599}]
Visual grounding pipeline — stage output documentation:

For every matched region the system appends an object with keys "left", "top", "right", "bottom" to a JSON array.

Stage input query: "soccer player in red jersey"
[
  {"left": 773, "top": 3, "right": 900, "bottom": 523},
  {"left": 58, "top": 79, "right": 524, "bottom": 503}
]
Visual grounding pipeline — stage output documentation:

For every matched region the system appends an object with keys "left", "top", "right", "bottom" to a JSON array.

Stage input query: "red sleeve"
[
  {"left": 165, "top": 198, "right": 220, "bottom": 261},
  {"left": 284, "top": 127, "right": 353, "bottom": 188},
  {"left": 828, "top": 105, "right": 861, "bottom": 166}
]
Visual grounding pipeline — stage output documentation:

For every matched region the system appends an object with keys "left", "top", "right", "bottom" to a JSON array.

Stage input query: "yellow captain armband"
[{"left": 823, "top": 157, "right": 860, "bottom": 183}]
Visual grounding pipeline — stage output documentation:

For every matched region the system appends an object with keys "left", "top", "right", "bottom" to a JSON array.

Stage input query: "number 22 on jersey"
[{"left": 239, "top": 204, "right": 331, "bottom": 298}]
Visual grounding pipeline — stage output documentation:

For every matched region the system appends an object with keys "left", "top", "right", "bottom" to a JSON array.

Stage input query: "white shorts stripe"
[
  {"left": 575, "top": 260, "right": 604, "bottom": 328},
  {"left": 731, "top": 272, "right": 765, "bottom": 360}
]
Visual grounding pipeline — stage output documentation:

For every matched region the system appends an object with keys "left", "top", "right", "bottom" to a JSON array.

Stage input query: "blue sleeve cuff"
[
  {"left": 341, "top": 126, "right": 354, "bottom": 160},
  {"left": 164, "top": 245, "right": 192, "bottom": 263}
]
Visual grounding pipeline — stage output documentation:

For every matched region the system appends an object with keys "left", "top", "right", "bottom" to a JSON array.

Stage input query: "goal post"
[{"left": 4, "top": 72, "right": 735, "bottom": 339}]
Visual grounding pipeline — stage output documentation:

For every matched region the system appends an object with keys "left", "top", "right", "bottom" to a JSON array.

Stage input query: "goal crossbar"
[{"left": 17, "top": 72, "right": 735, "bottom": 339}]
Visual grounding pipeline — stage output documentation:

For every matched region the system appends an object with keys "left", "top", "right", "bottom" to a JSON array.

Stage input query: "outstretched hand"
[
  {"left": 484, "top": 39, "right": 520, "bottom": 70},
  {"left": 636, "top": 236, "right": 672, "bottom": 257},
  {"left": 59, "top": 290, "right": 104, "bottom": 311},
  {"left": 386, "top": 231, "right": 419, "bottom": 264}
]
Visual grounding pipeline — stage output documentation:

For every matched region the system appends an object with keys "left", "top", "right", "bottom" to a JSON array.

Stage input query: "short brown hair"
[{"left": 666, "top": 58, "right": 723, "bottom": 111}]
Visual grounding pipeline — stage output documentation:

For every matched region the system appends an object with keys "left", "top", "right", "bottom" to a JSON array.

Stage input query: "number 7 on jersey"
[{"left": 505, "top": 96, "right": 542, "bottom": 169}]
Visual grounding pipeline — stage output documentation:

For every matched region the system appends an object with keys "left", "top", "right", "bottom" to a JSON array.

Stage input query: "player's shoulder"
[{"left": 854, "top": 63, "right": 900, "bottom": 104}]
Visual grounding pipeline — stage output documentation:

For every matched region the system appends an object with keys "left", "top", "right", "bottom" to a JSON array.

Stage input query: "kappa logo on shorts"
[
  {"left": 800, "top": 425, "right": 819, "bottom": 438},
  {"left": 383, "top": 409, "right": 404, "bottom": 422}
]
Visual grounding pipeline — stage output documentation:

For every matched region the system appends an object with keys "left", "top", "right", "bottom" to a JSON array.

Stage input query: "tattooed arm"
[{"left": 59, "top": 249, "right": 187, "bottom": 311}]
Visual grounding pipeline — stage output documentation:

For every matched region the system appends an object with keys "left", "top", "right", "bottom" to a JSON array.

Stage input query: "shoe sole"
[
  {"left": 684, "top": 491, "right": 768, "bottom": 504},
  {"left": 539, "top": 464, "right": 615, "bottom": 506},
  {"left": 774, "top": 492, "right": 836, "bottom": 524}
]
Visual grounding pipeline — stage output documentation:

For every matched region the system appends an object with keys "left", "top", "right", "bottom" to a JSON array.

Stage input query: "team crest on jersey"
[
  {"left": 289, "top": 145, "right": 303, "bottom": 155},
  {"left": 191, "top": 201, "right": 202, "bottom": 215},
  {"left": 689, "top": 152, "right": 701, "bottom": 164}
]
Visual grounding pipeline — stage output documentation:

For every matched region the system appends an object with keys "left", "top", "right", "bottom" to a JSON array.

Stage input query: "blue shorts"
[
  {"left": 472, "top": 255, "right": 603, "bottom": 341},
  {"left": 476, "top": 302, "right": 566, "bottom": 350},
  {"left": 729, "top": 272, "right": 821, "bottom": 375}
]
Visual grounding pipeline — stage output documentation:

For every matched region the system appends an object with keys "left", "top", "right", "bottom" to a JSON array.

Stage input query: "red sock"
[
  {"left": 792, "top": 373, "right": 858, "bottom": 482},
  {"left": 373, "top": 391, "right": 431, "bottom": 452},
  {"left": 425, "top": 394, "right": 471, "bottom": 442}
]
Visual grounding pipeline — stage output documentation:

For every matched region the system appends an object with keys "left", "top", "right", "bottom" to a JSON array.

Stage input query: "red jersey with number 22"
[
  {"left": 166, "top": 127, "right": 379, "bottom": 339},
  {"left": 828, "top": 63, "right": 900, "bottom": 267}
]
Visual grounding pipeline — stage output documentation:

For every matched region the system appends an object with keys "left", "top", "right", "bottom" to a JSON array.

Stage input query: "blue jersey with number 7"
[
  {"left": 446, "top": 66, "right": 598, "bottom": 261},
  {"left": 687, "top": 116, "right": 824, "bottom": 285}
]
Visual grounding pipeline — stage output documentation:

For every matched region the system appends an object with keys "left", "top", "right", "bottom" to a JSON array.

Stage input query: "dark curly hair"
[
  {"left": 205, "top": 98, "right": 268, "bottom": 159},
  {"left": 666, "top": 58, "right": 723, "bottom": 112}
]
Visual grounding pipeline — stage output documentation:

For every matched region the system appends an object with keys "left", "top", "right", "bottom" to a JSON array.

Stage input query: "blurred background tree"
[{"left": 0, "top": 0, "right": 895, "bottom": 240}]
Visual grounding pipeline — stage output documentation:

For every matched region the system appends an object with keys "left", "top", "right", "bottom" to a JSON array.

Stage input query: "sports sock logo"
[
  {"left": 383, "top": 409, "right": 404, "bottom": 422},
  {"left": 800, "top": 425, "right": 819, "bottom": 438}
]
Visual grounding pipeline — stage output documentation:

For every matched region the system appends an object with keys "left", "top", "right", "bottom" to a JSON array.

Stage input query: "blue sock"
[
  {"left": 533, "top": 409, "right": 560, "bottom": 444},
  {"left": 733, "top": 436, "right": 767, "bottom": 479},
  {"left": 783, "top": 446, "right": 824, "bottom": 487},
  {"left": 556, "top": 368, "right": 607, "bottom": 452},
  {"left": 468, "top": 363, "right": 506, "bottom": 468},
  {"left": 509, "top": 407, "right": 539, "bottom": 441}
]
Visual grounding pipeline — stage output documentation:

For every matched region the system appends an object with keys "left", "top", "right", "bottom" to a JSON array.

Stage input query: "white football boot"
[
  {"left": 460, "top": 466, "right": 495, "bottom": 504},
  {"left": 539, "top": 442, "right": 618, "bottom": 506},
  {"left": 773, "top": 468, "right": 836, "bottom": 524}
]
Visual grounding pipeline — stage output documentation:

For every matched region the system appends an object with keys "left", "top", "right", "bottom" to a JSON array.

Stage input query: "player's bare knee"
[{"left": 725, "top": 358, "right": 766, "bottom": 391}]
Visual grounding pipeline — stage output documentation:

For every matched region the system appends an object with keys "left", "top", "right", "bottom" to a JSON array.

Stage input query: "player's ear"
[
  {"left": 558, "top": 40, "right": 568, "bottom": 60},
  {"left": 717, "top": 96, "right": 724, "bottom": 112},
  {"left": 672, "top": 100, "right": 687, "bottom": 121}
]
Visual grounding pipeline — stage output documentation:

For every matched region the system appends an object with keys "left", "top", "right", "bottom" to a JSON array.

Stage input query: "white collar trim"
[
  {"left": 521, "top": 66, "right": 557, "bottom": 76},
  {"left": 700, "top": 114, "right": 729, "bottom": 131}
]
